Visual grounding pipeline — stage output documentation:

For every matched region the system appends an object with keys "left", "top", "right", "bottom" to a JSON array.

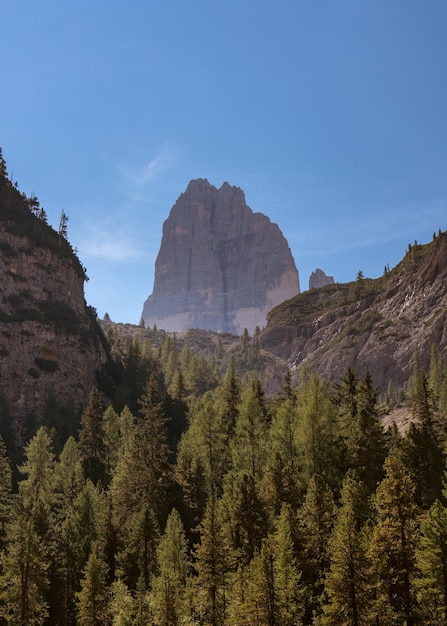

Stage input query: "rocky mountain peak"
[
  {"left": 141, "top": 179, "right": 300, "bottom": 334},
  {"left": 309, "top": 268, "right": 335, "bottom": 290}
]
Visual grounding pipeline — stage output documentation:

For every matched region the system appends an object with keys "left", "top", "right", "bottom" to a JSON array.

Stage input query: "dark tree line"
[{"left": 0, "top": 333, "right": 447, "bottom": 625}]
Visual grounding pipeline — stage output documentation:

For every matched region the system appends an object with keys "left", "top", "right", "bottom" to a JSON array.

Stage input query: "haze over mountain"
[{"left": 141, "top": 179, "right": 299, "bottom": 334}]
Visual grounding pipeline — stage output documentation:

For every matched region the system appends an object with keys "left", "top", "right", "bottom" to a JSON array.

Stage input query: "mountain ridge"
[{"left": 260, "top": 232, "right": 447, "bottom": 390}]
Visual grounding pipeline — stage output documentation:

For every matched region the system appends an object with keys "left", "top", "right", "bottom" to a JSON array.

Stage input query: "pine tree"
[
  {"left": 19, "top": 427, "right": 55, "bottom": 527},
  {"left": 221, "top": 358, "right": 241, "bottom": 435},
  {"left": 231, "top": 383, "right": 269, "bottom": 484},
  {"left": 79, "top": 387, "right": 106, "bottom": 485},
  {"left": 244, "top": 535, "right": 277, "bottom": 625},
  {"left": 401, "top": 369, "right": 444, "bottom": 507},
  {"left": 225, "top": 565, "right": 251, "bottom": 626},
  {"left": 368, "top": 455, "right": 419, "bottom": 625},
  {"left": 136, "top": 375, "right": 171, "bottom": 511},
  {"left": 53, "top": 437, "right": 85, "bottom": 625},
  {"left": 116, "top": 505, "right": 158, "bottom": 592},
  {"left": 0, "top": 500, "right": 50, "bottom": 625},
  {"left": 151, "top": 508, "right": 189, "bottom": 626},
  {"left": 262, "top": 397, "right": 301, "bottom": 517},
  {"left": 111, "top": 376, "right": 171, "bottom": 535},
  {"left": 322, "top": 471, "right": 372, "bottom": 626},
  {"left": 118, "top": 405, "right": 135, "bottom": 457},
  {"left": 55, "top": 436, "right": 84, "bottom": 508},
  {"left": 220, "top": 471, "right": 267, "bottom": 568},
  {"left": 298, "top": 473, "right": 335, "bottom": 623},
  {"left": 232, "top": 508, "right": 303, "bottom": 626},
  {"left": 273, "top": 503, "right": 304, "bottom": 625},
  {"left": 73, "top": 479, "right": 102, "bottom": 570},
  {"left": 175, "top": 391, "right": 226, "bottom": 514},
  {"left": 109, "top": 579, "right": 135, "bottom": 626},
  {"left": 76, "top": 548, "right": 110, "bottom": 626},
  {"left": 102, "top": 406, "right": 121, "bottom": 480},
  {"left": 334, "top": 369, "right": 387, "bottom": 491},
  {"left": 194, "top": 496, "right": 228, "bottom": 625},
  {"left": 415, "top": 499, "right": 447, "bottom": 624},
  {"left": 296, "top": 373, "right": 344, "bottom": 492}
]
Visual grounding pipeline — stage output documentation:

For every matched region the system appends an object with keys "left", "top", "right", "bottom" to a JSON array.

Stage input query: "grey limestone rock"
[
  {"left": 309, "top": 268, "right": 335, "bottom": 290},
  {"left": 141, "top": 179, "right": 299, "bottom": 334}
]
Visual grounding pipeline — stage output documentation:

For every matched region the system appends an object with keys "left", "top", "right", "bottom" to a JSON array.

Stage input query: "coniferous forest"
[{"left": 1, "top": 326, "right": 447, "bottom": 625}]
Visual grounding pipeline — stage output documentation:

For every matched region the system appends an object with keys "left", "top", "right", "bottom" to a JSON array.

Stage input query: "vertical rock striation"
[{"left": 141, "top": 179, "right": 299, "bottom": 334}]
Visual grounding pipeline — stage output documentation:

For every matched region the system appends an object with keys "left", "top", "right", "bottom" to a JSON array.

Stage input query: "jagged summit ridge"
[
  {"left": 309, "top": 268, "right": 335, "bottom": 290},
  {"left": 141, "top": 179, "right": 300, "bottom": 334}
]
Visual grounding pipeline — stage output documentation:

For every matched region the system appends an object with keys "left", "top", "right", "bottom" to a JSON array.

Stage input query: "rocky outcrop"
[
  {"left": 0, "top": 174, "right": 108, "bottom": 447},
  {"left": 141, "top": 179, "right": 299, "bottom": 334},
  {"left": 309, "top": 268, "right": 334, "bottom": 290},
  {"left": 260, "top": 233, "right": 447, "bottom": 391}
]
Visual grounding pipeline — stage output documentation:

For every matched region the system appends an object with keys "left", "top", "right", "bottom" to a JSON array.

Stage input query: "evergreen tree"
[
  {"left": 231, "top": 383, "right": 269, "bottom": 484},
  {"left": 102, "top": 406, "right": 121, "bottom": 480},
  {"left": 109, "top": 579, "right": 135, "bottom": 626},
  {"left": 298, "top": 473, "right": 335, "bottom": 623},
  {"left": 401, "top": 369, "right": 444, "bottom": 507},
  {"left": 334, "top": 369, "right": 387, "bottom": 491},
  {"left": 262, "top": 397, "right": 301, "bottom": 517},
  {"left": 175, "top": 391, "right": 226, "bottom": 511},
  {"left": 225, "top": 565, "right": 251, "bottom": 626},
  {"left": 116, "top": 505, "right": 158, "bottom": 592},
  {"left": 415, "top": 499, "right": 447, "bottom": 625},
  {"left": 111, "top": 376, "right": 171, "bottom": 535},
  {"left": 296, "top": 373, "right": 344, "bottom": 492},
  {"left": 175, "top": 447, "right": 208, "bottom": 531},
  {"left": 55, "top": 436, "right": 84, "bottom": 508},
  {"left": 244, "top": 535, "right": 277, "bottom": 625},
  {"left": 53, "top": 437, "right": 85, "bottom": 625},
  {"left": 368, "top": 455, "right": 419, "bottom": 625},
  {"left": 322, "top": 472, "right": 372, "bottom": 626},
  {"left": 273, "top": 503, "right": 304, "bottom": 625},
  {"left": 137, "top": 375, "right": 171, "bottom": 507},
  {"left": 151, "top": 508, "right": 189, "bottom": 626},
  {"left": 118, "top": 405, "right": 135, "bottom": 457},
  {"left": 230, "top": 507, "right": 303, "bottom": 626},
  {"left": 194, "top": 496, "right": 228, "bottom": 625},
  {"left": 0, "top": 500, "right": 50, "bottom": 625},
  {"left": 220, "top": 471, "right": 267, "bottom": 568},
  {"left": 73, "top": 479, "right": 102, "bottom": 571},
  {"left": 17, "top": 427, "right": 57, "bottom": 618},
  {"left": 76, "top": 548, "right": 110, "bottom": 626},
  {"left": 221, "top": 358, "right": 241, "bottom": 435},
  {"left": 54, "top": 508, "right": 83, "bottom": 626},
  {"left": 18, "top": 427, "right": 55, "bottom": 526},
  {"left": 79, "top": 387, "right": 106, "bottom": 485}
]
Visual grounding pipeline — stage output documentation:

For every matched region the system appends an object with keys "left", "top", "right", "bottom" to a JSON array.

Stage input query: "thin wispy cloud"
[
  {"left": 118, "top": 147, "right": 175, "bottom": 201},
  {"left": 79, "top": 221, "right": 146, "bottom": 262}
]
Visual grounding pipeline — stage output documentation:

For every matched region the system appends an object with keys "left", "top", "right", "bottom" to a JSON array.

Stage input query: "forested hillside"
[{"left": 1, "top": 322, "right": 447, "bottom": 625}]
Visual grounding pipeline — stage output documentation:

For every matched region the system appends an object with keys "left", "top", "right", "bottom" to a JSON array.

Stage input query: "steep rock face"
[
  {"left": 141, "top": 179, "right": 299, "bottom": 334},
  {"left": 260, "top": 233, "right": 447, "bottom": 390},
  {"left": 0, "top": 175, "right": 108, "bottom": 447},
  {"left": 309, "top": 268, "right": 334, "bottom": 290}
]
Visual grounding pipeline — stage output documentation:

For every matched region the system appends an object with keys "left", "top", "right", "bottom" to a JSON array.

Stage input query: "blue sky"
[{"left": 2, "top": 1, "right": 447, "bottom": 324}]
